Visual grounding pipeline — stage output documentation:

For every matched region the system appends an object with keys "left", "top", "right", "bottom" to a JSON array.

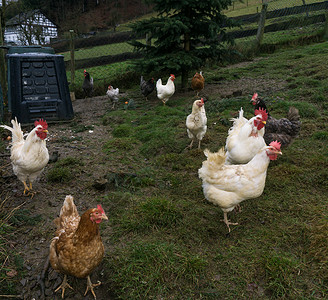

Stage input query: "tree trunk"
[{"left": 181, "top": 33, "right": 190, "bottom": 89}]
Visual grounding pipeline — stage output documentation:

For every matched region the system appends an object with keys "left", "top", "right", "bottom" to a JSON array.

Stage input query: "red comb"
[
  {"left": 252, "top": 93, "right": 258, "bottom": 100},
  {"left": 97, "top": 204, "right": 105, "bottom": 214},
  {"left": 255, "top": 107, "right": 268, "bottom": 121},
  {"left": 269, "top": 140, "right": 281, "bottom": 151},
  {"left": 170, "top": 74, "right": 175, "bottom": 78},
  {"left": 34, "top": 119, "right": 48, "bottom": 130}
]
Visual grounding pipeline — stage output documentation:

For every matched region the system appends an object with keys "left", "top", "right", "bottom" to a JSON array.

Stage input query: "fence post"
[
  {"left": 69, "top": 29, "right": 75, "bottom": 100},
  {"left": 301, "top": 0, "right": 309, "bottom": 17},
  {"left": 324, "top": 12, "right": 328, "bottom": 40},
  {"left": 255, "top": 3, "right": 268, "bottom": 49},
  {"left": 0, "top": 13, "right": 7, "bottom": 106}
]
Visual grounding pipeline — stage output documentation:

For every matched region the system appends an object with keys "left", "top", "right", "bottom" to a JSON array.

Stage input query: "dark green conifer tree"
[{"left": 129, "top": 0, "right": 236, "bottom": 88}]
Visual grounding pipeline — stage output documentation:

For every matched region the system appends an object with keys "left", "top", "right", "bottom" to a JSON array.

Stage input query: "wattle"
[
  {"left": 37, "top": 132, "right": 47, "bottom": 140},
  {"left": 268, "top": 153, "right": 278, "bottom": 160}
]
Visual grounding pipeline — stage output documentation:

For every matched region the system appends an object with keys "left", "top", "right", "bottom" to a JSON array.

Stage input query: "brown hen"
[
  {"left": 191, "top": 71, "right": 205, "bottom": 96},
  {"left": 49, "top": 195, "right": 108, "bottom": 299}
]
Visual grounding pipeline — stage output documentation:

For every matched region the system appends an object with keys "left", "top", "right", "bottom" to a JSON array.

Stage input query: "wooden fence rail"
[{"left": 52, "top": 0, "right": 328, "bottom": 70}]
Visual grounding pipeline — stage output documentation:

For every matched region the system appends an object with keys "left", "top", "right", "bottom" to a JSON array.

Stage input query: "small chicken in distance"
[
  {"left": 191, "top": 71, "right": 205, "bottom": 97},
  {"left": 49, "top": 195, "right": 108, "bottom": 299},
  {"left": 106, "top": 85, "right": 120, "bottom": 109},
  {"left": 140, "top": 76, "right": 155, "bottom": 100},
  {"left": 0, "top": 118, "right": 49, "bottom": 197},
  {"left": 82, "top": 70, "right": 94, "bottom": 98},
  {"left": 186, "top": 98, "right": 207, "bottom": 149},
  {"left": 251, "top": 93, "right": 301, "bottom": 148},
  {"left": 199, "top": 141, "right": 282, "bottom": 233},
  {"left": 156, "top": 74, "right": 175, "bottom": 105}
]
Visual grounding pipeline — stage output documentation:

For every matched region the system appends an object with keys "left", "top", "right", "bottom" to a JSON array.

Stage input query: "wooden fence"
[{"left": 50, "top": 0, "right": 328, "bottom": 72}]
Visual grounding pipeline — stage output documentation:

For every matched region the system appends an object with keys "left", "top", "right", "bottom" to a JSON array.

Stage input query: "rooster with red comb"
[
  {"left": 0, "top": 118, "right": 49, "bottom": 197},
  {"left": 225, "top": 107, "right": 268, "bottom": 165}
]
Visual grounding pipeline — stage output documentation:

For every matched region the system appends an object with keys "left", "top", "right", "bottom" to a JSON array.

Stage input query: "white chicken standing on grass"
[
  {"left": 186, "top": 98, "right": 207, "bottom": 149},
  {"left": 0, "top": 118, "right": 49, "bottom": 197},
  {"left": 198, "top": 141, "right": 282, "bottom": 233},
  {"left": 156, "top": 74, "right": 175, "bottom": 105},
  {"left": 225, "top": 107, "right": 268, "bottom": 165},
  {"left": 106, "top": 85, "right": 120, "bottom": 109}
]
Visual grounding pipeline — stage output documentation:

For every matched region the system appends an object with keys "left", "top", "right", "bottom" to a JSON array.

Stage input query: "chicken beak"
[
  {"left": 262, "top": 121, "right": 266, "bottom": 124},
  {"left": 101, "top": 213, "right": 108, "bottom": 220},
  {"left": 43, "top": 130, "right": 48, "bottom": 133}
]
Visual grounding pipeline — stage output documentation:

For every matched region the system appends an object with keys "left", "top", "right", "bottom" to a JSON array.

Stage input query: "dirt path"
[{"left": 1, "top": 96, "right": 114, "bottom": 299}]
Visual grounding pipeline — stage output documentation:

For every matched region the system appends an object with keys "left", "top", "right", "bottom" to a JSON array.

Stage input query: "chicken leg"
[
  {"left": 22, "top": 181, "right": 36, "bottom": 198},
  {"left": 198, "top": 140, "right": 201, "bottom": 149},
  {"left": 223, "top": 212, "right": 238, "bottom": 233},
  {"left": 23, "top": 181, "right": 30, "bottom": 195},
  {"left": 84, "top": 276, "right": 101, "bottom": 299},
  {"left": 55, "top": 274, "right": 74, "bottom": 298},
  {"left": 188, "top": 139, "right": 194, "bottom": 149}
]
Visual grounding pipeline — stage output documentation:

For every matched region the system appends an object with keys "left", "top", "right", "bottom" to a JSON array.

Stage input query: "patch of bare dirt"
[{"left": 1, "top": 96, "right": 115, "bottom": 300}]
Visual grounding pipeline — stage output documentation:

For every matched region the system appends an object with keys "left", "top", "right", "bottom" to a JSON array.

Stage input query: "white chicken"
[
  {"left": 186, "top": 98, "right": 207, "bottom": 149},
  {"left": 198, "top": 141, "right": 282, "bottom": 232},
  {"left": 225, "top": 107, "right": 268, "bottom": 165},
  {"left": 0, "top": 118, "right": 49, "bottom": 197},
  {"left": 106, "top": 85, "right": 119, "bottom": 109},
  {"left": 156, "top": 74, "right": 175, "bottom": 105}
]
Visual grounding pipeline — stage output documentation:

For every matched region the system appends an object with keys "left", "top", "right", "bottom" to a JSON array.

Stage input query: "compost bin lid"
[{"left": 7, "top": 45, "right": 55, "bottom": 54}]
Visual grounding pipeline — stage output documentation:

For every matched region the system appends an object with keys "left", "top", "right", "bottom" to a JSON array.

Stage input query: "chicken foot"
[
  {"left": 84, "top": 276, "right": 101, "bottom": 299},
  {"left": 22, "top": 181, "right": 36, "bottom": 199},
  {"left": 223, "top": 212, "right": 238, "bottom": 233},
  {"left": 55, "top": 274, "right": 74, "bottom": 298},
  {"left": 234, "top": 204, "right": 242, "bottom": 213}
]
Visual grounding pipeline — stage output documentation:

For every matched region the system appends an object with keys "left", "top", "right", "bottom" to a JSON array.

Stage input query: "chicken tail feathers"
[
  {"left": 199, "top": 148, "right": 226, "bottom": 180},
  {"left": 0, "top": 117, "right": 24, "bottom": 143},
  {"left": 203, "top": 148, "right": 226, "bottom": 167},
  {"left": 287, "top": 107, "right": 300, "bottom": 122},
  {"left": 60, "top": 195, "right": 78, "bottom": 219},
  {"left": 156, "top": 78, "right": 162, "bottom": 88},
  {"left": 228, "top": 107, "right": 247, "bottom": 135},
  {"left": 54, "top": 195, "right": 79, "bottom": 230}
]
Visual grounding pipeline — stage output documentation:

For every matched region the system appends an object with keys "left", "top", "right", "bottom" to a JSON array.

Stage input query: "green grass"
[
  {"left": 46, "top": 156, "right": 83, "bottom": 183},
  {"left": 1, "top": 9, "right": 328, "bottom": 299},
  {"left": 95, "top": 40, "right": 328, "bottom": 299},
  {"left": 225, "top": 0, "right": 324, "bottom": 17}
]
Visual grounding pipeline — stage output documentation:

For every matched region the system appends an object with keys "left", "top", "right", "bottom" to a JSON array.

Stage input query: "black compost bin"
[{"left": 7, "top": 52, "right": 73, "bottom": 124}]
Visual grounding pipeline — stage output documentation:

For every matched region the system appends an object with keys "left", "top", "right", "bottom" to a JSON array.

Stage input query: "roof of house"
[{"left": 5, "top": 9, "right": 57, "bottom": 27}]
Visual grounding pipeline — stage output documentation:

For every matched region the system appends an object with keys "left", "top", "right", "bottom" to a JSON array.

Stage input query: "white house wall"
[{"left": 4, "top": 12, "right": 58, "bottom": 46}]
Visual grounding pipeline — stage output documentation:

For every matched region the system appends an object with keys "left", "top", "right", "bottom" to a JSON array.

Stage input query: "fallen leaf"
[{"left": 6, "top": 269, "right": 18, "bottom": 277}]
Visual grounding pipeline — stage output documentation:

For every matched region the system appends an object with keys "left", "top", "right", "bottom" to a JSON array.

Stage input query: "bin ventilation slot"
[{"left": 27, "top": 100, "right": 60, "bottom": 121}]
